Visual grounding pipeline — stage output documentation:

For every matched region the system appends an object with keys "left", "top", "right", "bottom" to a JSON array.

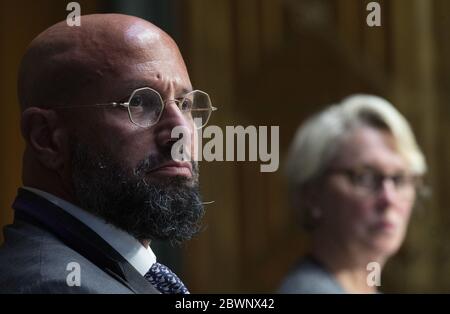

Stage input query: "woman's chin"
[{"left": 368, "top": 237, "right": 403, "bottom": 258}]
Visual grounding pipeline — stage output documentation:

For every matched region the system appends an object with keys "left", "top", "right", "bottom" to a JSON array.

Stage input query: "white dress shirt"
[{"left": 23, "top": 186, "right": 156, "bottom": 276}]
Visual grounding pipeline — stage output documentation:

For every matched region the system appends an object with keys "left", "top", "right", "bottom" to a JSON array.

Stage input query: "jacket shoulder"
[{"left": 0, "top": 220, "right": 132, "bottom": 294}]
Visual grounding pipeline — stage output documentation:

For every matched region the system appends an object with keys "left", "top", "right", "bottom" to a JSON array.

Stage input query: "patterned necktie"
[{"left": 144, "top": 262, "right": 190, "bottom": 294}]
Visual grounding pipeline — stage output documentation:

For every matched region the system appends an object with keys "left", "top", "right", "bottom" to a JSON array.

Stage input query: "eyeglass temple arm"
[
  {"left": 190, "top": 107, "right": 218, "bottom": 112},
  {"left": 94, "top": 102, "right": 129, "bottom": 108}
]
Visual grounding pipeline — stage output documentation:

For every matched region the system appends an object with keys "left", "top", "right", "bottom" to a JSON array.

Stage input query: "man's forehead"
[
  {"left": 125, "top": 22, "right": 162, "bottom": 45},
  {"left": 134, "top": 61, "right": 187, "bottom": 76},
  {"left": 96, "top": 26, "right": 191, "bottom": 98},
  {"left": 122, "top": 80, "right": 192, "bottom": 98},
  {"left": 122, "top": 21, "right": 178, "bottom": 58},
  {"left": 112, "top": 62, "right": 192, "bottom": 96}
]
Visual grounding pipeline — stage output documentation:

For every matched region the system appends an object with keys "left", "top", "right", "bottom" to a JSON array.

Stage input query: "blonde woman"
[{"left": 279, "top": 95, "right": 426, "bottom": 293}]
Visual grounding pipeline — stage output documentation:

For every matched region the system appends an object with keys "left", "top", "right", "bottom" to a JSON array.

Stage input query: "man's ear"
[{"left": 21, "top": 107, "right": 68, "bottom": 171}]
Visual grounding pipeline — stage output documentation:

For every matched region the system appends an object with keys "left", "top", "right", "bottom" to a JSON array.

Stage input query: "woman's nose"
[{"left": 376, "top": 180, "right": 398, "bottom": 209}]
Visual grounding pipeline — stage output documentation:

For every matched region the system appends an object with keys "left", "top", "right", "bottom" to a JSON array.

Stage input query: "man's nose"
[{"left": 154, "top": 101, "right": 193, "bottom": 148}]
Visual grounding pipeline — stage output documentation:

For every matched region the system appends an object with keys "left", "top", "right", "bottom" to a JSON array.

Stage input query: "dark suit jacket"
[{"left": 0, "top": 188, "right": 159, "bottom": 294}]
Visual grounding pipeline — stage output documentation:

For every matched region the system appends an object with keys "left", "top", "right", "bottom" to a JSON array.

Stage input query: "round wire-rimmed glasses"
[{"left": 56, "top": 87, "right": 217, "bottom": 129}]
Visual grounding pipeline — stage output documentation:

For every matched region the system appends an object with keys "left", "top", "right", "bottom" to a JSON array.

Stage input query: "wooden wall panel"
[{"left": 181, "top": 0, "right": 450, "bottom": 293}]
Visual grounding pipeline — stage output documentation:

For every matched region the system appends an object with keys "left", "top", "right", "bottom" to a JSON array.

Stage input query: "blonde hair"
[{"left": 286, "top": 94, "right": 427, "bottom": 195}]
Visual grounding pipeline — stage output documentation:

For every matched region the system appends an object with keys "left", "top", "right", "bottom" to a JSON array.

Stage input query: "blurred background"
[{"left": 1, "top": 0, "right": 449, "bottom": 293}]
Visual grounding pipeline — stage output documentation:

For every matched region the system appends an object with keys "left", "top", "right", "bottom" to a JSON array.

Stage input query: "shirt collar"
[{"left": 22, "top": 186, "right": 156, "bottom": 276}]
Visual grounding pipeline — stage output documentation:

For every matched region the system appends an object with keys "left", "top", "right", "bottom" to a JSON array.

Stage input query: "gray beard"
[{"left": 70, "top": 138, "right": 205, "bottom": 245}]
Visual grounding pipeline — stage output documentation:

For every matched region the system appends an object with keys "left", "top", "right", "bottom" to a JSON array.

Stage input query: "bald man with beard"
[{"left": 0, "top": 14, "right": 214, "bottom": 294}]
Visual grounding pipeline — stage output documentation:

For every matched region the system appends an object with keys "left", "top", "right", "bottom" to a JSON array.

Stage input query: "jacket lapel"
[{"left": 13, "top": 188, "right": 159, "bottom": 294}]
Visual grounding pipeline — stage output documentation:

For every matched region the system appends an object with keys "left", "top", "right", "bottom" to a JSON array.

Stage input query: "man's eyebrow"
[
  {"left": 123, "top": 82, "right": 147, "bottom": 93},
  {"left": 176, "top": 87, "right": 194, "bottom": 98},
  {"left": 115, "top": 86, "right": 137, "bottom": 102},
  {"left": 117, "top": 82, "right": 149, "bottom": 98}
]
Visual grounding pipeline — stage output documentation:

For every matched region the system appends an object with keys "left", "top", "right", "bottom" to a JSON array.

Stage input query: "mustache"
[
  {"left": 134, "top": 154, "right": 171, "bottom": 175},
  {"left": 133, "top": 152, "right": 198, "bottom": 179},
  {"left": 134, "top": 142, "right": 189, "bottom": 175}
]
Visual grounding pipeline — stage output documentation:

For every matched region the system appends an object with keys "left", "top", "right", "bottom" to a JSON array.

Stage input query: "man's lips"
[{"left": 147, "top": 161, "right": 193, "bottom": 177}]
